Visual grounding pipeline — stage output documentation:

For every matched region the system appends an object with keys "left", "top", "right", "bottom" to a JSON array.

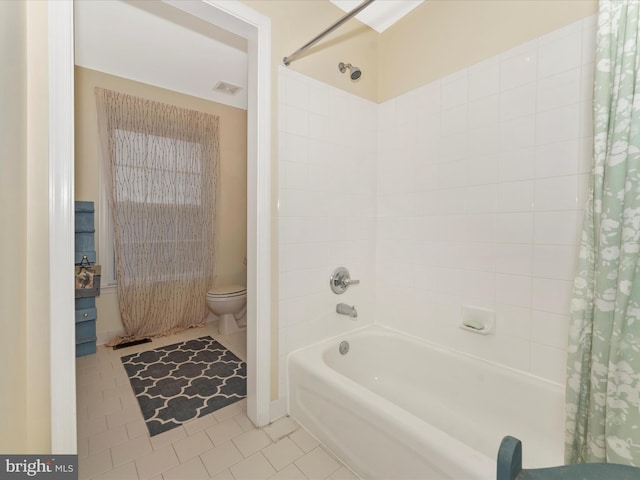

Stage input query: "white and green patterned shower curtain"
[{"left": 566, "top": 0, "right": 640, "bottom": 466}]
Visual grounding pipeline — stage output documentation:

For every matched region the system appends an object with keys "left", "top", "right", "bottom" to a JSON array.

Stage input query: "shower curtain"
[
  {"left": 566, "top": 0, "right": 640, "bottom": 466},
  {"left": 95, "top": 88, "right": 219, "bottom": 343}
]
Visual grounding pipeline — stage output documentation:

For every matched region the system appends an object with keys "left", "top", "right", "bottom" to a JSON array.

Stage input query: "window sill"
[{"left": 100, "top": 284, "right": 118, "bottom": 295}]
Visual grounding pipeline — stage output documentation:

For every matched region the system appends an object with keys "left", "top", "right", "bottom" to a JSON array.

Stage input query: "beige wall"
[
  {"left": 245, "top": 1, "right": 379, "bottom": 102},
  {"left": 25, "top": 0, "right": 52, "bottom": 452},
  {"left": 379, "top": 0, "right": 598, "bottom": 102},
  {"left": 0, "top": 0, "right": 28, "bottom": 453},
  {"left": 0, "top": 0, "right": 52, "bottom": 453},
  {"left": 75, "top": 67, "right": 247, "bottom": 339},
  {"left": 244, "top": 0, "right": 598, "bottom": 105}
]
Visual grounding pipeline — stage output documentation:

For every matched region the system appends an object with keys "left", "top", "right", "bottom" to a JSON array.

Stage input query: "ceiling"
[
  {"left": 74, "top": 0, "right": 249, "bottom": 109},
  {"left": 74, "top": 1, "right": 422, "bottom": 110}
]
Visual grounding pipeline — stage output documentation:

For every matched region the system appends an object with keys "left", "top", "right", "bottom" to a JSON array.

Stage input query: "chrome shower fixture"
[{"left": 339, "top": 62, "right": 362, "bottom": 80}]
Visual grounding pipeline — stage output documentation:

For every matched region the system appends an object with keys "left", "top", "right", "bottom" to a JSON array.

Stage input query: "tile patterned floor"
[{"left": 76, "top": 323, "right": 359, "bottom": 480}]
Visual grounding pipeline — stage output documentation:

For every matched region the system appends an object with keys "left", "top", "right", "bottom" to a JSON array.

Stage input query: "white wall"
[
  {"left": 376, "top": 16, "right": 596, "bottom": 385},
  {"left": 278, "top": 66, "right": 378, "bottom": 394}
]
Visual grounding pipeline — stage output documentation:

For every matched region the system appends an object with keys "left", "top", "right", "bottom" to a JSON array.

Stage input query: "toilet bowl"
[{"left": 206, "top": 285, "right": 247, "bottom": 335}]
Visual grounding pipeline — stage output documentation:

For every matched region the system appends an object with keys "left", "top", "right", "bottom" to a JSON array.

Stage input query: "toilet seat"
[{"left": 207, "top": 285, "right": 246, "bottom": 297}]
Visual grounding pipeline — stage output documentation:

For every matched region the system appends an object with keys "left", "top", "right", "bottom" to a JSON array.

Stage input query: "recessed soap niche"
[{"left": 460, "top": 305, "right": 495, "bottom": 335}]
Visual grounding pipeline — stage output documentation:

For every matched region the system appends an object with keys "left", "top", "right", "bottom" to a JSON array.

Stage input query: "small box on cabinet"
[{"left": 75, "top": 264, "right": 101, "bottom": 298}]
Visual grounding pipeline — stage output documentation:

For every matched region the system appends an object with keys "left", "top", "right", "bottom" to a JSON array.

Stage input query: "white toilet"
[{"left": 206, "top": 285, "right": 247, "bottom": 335}]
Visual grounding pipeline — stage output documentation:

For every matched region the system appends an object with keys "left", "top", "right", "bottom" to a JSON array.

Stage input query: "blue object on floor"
[{"left": 497, "top": 436, "right": 640, "bottom": 480}]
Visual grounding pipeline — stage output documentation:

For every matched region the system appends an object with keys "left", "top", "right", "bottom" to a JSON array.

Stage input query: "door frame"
[{"left": 49, "top": 0, "right": 272, "bottom": 451}]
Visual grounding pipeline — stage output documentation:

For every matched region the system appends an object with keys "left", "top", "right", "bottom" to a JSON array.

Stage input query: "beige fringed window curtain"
[{"left": 95, "top": 87, "right": 219, "bottom": 343}]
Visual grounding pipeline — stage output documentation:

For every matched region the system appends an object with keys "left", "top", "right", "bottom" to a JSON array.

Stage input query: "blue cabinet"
[
  {"left": 74, "top": 201, "right": 99, "bottom": 357},
  {"left": 75, "top": 201, "right": 97, "bottom": 265}
]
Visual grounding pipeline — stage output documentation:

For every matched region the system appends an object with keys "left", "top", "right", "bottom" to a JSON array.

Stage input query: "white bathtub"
[{"left": 288, "top": 326, "right": 564, "bottom": 479}]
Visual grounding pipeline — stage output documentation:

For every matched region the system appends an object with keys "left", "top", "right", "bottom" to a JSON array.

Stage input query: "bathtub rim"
[{"left": 286, "top": 323, "right": 565, "bottom": 392}]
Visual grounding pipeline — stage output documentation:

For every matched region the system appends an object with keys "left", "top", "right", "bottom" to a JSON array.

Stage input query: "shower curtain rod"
[{"left": 283, "top": 0, "right": 376, "bottom": 66}]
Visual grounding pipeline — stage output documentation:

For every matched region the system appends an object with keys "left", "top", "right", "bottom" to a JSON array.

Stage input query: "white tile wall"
[
  {"left": 375, "top": 16, "right": 595, "bottom": 385},
  {"left": 278, "top": 16, "right": 595, "bottom": 392},
  {"left": 278, "top": 67, "right": 377, "bottom": 393}
]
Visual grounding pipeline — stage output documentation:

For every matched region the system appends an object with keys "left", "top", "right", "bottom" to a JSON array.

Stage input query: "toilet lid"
[{"left": 208, "top": 285, "right": 246, "bottom": 296}]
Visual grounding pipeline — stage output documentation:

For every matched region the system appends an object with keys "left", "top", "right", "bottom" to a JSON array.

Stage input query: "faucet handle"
[{"left": 330, "top": 267, "right": 360, "bottom": 294}]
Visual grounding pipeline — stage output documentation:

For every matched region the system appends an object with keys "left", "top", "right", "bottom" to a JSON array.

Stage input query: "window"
[{"left": 99, "top": 129, "right": 212, "bottom": 287}]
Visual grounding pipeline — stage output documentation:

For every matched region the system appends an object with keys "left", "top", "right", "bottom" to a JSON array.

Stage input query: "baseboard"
[
  {"left": 96, "top": 329, "right": 126, "bottom": 346},
  {"left": 98, "top": 316, "right": 219, "bottom": 346}
]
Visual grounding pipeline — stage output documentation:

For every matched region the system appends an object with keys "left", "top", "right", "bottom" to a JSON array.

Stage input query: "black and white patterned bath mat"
[{"left": 121, "top": 336, "right": 246, "bottom": 436}]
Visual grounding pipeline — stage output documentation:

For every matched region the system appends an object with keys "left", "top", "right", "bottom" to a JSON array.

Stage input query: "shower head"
[{"left": 338, "top": 62, "right": 362, "bottom": 81}]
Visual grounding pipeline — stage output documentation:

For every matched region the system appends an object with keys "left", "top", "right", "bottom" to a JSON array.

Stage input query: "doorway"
[{"left": 49, "top": 0, "right": 272, "bottom": 452}]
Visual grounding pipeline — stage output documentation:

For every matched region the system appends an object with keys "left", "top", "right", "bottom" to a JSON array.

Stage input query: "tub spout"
[{"left": 336, "top": 303, "right": 358, "bottom": 318}]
